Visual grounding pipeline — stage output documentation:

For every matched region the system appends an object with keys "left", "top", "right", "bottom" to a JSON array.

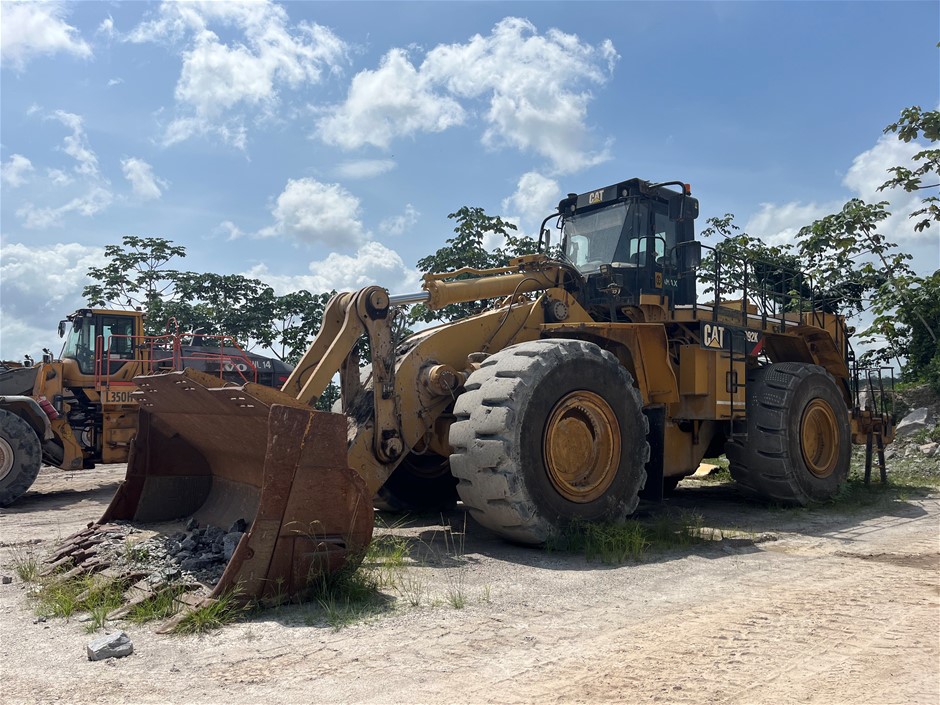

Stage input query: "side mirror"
[
  {"left": 677, "top": 242, "right": 702, "bottom": 272},
  {"left": 58, "top": 320, "right": 67, "bottom": 338}
]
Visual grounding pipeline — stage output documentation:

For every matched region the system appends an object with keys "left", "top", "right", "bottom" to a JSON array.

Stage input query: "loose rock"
[
  {"left": 896, "top": 407, "right": 936, "bottom": 438},
  {"left": 223, "top": 531, "right": 244, "bottom": 560},
  {"left": 919, "top": 442, "right": 938, "bottom": 457},
  {"left": 87, "top": 631, "right": 133, "bottom": 661}
]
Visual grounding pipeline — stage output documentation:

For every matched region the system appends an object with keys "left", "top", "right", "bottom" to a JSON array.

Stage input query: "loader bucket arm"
[{"left": 48, "top": 369, "right": 373, "bottom": 619}]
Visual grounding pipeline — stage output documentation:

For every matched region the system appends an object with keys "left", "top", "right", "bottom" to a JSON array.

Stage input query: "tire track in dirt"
[{"left": 463, "top": 503, "right": 940, "bottom": 705}]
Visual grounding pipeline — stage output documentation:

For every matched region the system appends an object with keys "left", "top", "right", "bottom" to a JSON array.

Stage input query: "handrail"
[
  {"left": 664, "top": 241, "right": 850, "bottom": 363},
  {"left": 95, "top": 332, "right": 259, "bottom": 388}
]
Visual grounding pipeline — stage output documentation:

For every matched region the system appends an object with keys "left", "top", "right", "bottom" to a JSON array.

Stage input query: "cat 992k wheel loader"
[{"left": 53, "top": 178, "right": 895, "bottom": 618}]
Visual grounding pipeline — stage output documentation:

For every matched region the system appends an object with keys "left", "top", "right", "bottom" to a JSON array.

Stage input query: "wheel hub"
[
  {"left": 801, "top": 399, "right": 839, "bottom": 478},
  {"left": 0, "top": 436, "right": 14, "bottom": 483},
  {"left": 543, "top": 391, "right": 621, "bottom": 503}
]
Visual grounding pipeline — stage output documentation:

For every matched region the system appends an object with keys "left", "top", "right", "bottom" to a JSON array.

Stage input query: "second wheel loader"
[{"left": 55, "top": 177, "right": 894, "bottom": 611}]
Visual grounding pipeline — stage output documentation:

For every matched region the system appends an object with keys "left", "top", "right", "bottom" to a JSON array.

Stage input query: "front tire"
[
  {"left": 450, "top": 339, "right": 649, "bottom": 545},
  {"left": 727, "top": 362, "right": 851, "bottom": 505},
  {"left": 0, "top": 409, "right": 42, "bottom": 507}
]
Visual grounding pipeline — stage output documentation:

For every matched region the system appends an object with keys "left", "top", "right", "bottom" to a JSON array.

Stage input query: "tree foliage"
[
  {"left": 700, "top": 105, "right": 938, "bottom": 386},
  {"left": 83, "top": 236, "right": 331, "bottom": 364},
  {"left": 84, "top": 236, "right": 185, "bottom": 313},
  {"left": 880, "top": 105, "right": 940, "bottom": 233},
  {"left": 410, "top": 206, "right": 543, "bottom": 323},
  {"left": 698, "top": 214, "right": 810, "bottom": 312}
]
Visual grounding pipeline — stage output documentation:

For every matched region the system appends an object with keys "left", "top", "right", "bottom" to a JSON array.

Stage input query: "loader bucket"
[{"left": 48, "top": 369, "right": 373, "bottom": 621}]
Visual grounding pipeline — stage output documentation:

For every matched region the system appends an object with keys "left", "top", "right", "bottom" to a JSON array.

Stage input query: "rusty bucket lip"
[{"left": 52, "top": 368, "right": 376, "bottom": 623}]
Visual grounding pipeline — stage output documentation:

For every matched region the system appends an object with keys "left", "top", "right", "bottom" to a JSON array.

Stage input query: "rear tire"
[
  {"left": 450, "top": 339, "right": 649, "bottom": 545},
  {"left": 0, "top": 409, "right": 42, "bottom": 507},
  {"left": 727, "top": 362, "right": 850, "bottom": 505}
]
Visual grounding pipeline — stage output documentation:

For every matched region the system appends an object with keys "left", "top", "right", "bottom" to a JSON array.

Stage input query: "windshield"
[
  {"left": 61, "top": 316, "right": 97, "bottom": 373},
  {"left": 61, "top": 314, "right": 136, "bottom": 374},
  {"left": 563, "top": 203, "right": 632, "bottom": 274},
  {"left": 562, "top": 200, "right": 679, "bottom": 275}
]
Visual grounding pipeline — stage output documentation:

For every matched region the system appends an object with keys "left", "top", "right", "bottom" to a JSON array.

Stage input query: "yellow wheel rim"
[
  {"left": 0, "top": 437, "right": 12, "bottom": 483},
  {"left": 543, "top": 391, "right": 621, "bottom": 503},
  {"left": 801, "top": 399, "right": 839, "bottom": 478}
]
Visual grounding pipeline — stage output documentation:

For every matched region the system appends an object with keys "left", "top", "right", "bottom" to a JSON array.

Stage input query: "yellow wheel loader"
[
  {"left": 53, "top": 178, "right": 895, "bottom": 615},
  {"left": 0, "top": 309, "right": 291, "bottom": 507}
]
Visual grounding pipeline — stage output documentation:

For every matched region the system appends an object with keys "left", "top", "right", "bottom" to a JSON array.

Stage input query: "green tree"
[
  {"left": 698, "top": 214, "right": 810, "bottom": 313},
  {"left": 699, "top": 106, "right": 938, "bottom": 384},
  {"left": 410, "top": 206, "right": 543, "bottom": 323},
  {"left": 880, "top": 105, "right": 940, "bottom": 233},
  {"left": 796, "top": 106, "right": 939, "bottom": 372},
  {"left": 83, "top": 236, "right": 186, "bottom": 315},
  {"left": 82, "top": 236, "right": 334, "bottom": 365},
  {"left": 266, "top": 290, "right": 335, "bottom": 365}
]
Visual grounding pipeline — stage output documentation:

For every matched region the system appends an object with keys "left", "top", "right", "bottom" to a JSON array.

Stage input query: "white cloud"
[
  {"left": 1, "top": 154, "right": 35, "bottom": 187},
  {"left": 245, "top": 241, "right": 420, "bottom": 296},
  {"left": 843, "top": 135, "right": 920, "bottom": 201},
  {"left": 107, "top": 77, "right": 124, "bottom": 88},
  {"left": 10, "top": 110, "right": 115, "bottom": 228},
  {"left": 0, "top": 1, "right": 92, "bottom": 70},
  {"left": 97, "top": 15, "right": 115, "bottom": 39},
  {"left": 128, "top": 0, "right": 349, "bottom": 149},
  {"left": 744, "top": 200, "right": 838, "bottom": 247},
  {"left": 51, "top": 110, "right": 100, "bottom": 177},
  {"left": 745, "top": 135, "right": 933, "bottom": 250},
  {"left": 17, "top": 186, "right": 114, "bottom": 229},
  {"left": 0, "top": 241, "right": 104, "bottom": 359},
  {"left": 501, "top": 171, "right": 560, "bottom": 229},
  {"left": 380, "top": 204, "right": 420, "bottom": 236},
  {"left": 217, "top": 220, "right": 246, "bottom": 240},
  {"left": 317, "top": 48, "right": 465, "bottom": 150},
  {"left": 842, "top": 135, "right": 925, "bottom": 245},
  {"left": 424, "top": 19, "right": 617, "bottom": 173},
  {"left": 317, "top": 18, "right": 617, "bottom": 174},
  {"left": 335, "top": 159, "right": 397, "bottom": 180},
  {"left": 121, "top": 157, "right": 167, "bottom": 200},
  {"left": 250, "top": 177, "right": 367, "bottom": 248},
  {"left": 47, "top": 168, "right": 73, "bottom": 186}
]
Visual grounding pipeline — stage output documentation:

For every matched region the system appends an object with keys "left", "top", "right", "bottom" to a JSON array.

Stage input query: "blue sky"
[{"left": 1, "top": 0, "right": 938, "bottom": 360}]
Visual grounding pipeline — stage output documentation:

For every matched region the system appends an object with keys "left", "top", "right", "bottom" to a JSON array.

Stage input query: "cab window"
[{"left": 61, "top": 316, "right": 97, "bottom": 374}]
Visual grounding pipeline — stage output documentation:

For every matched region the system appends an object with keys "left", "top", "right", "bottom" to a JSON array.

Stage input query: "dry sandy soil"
[{"left": 1, "top": 464, "right": 938, "bottom": 705}]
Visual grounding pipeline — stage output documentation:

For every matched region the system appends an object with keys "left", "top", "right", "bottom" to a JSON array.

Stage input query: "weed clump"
[{"left": 546, "top": 511, "right": 706, "bottom": 564}]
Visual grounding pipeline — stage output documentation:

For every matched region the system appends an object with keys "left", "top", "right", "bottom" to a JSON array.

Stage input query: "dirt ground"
[{"left": 1, "top": 464, "right": 938, "bottom": 705}]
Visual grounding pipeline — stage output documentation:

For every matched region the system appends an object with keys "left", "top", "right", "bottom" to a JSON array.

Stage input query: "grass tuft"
[
  {"left": 172, "top": 589, "right": 249, "bottom": 634},
  {"left": 305, "top": 563, "right": 388, "bottom": 630},
  {"left": 30, "top": 574, "right": 124, "bottom": 629},
  {"left": 126, "top": 585, "right": 186, "bottom": 625},
  {"left": 547, "top": 511, "right": 706, "bottom": 564},
  {"left": 10, "top": 547, "right": 41, "bottom": 583}
]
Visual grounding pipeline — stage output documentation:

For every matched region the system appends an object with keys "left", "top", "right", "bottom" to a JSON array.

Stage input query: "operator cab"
[
  {"left": 556, "top": 179, "right": 700, "bottom": 315},
  {"left": 59, "top": 309, "right": 140, "bottom": 375}
]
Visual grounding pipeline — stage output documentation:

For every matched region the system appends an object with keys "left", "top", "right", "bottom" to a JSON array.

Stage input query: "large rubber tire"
[
  {"left": 726, "top": 362, "right": 851, "bottom": 506},
  {"left": 0, "top": 409, "right": 42, "bottom": 507},
  {"left": 450, "top": 339, "right": 649, "bottom": 545},
  {"left": 373, "top": 453, "right": 459, "bottom": 513}
]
